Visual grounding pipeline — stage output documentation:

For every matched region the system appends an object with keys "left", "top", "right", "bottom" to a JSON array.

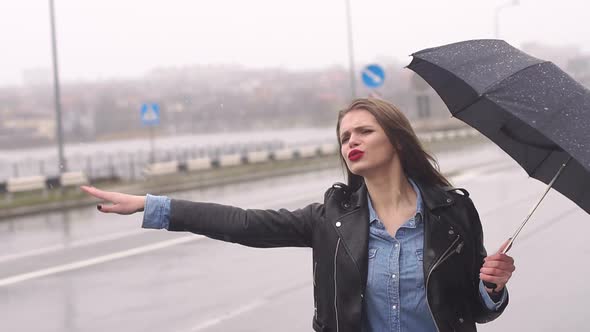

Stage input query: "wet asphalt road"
[{"left": 1, "top": 142, "right": 588, "bottom": 332}]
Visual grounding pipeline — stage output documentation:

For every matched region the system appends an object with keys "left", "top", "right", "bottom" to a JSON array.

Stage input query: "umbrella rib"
[
  {"left": 452, "top": 61, "right": 552, "bottom": 118},
  {"left": 528, "top": 149, "right": 555, "bottom": 178},
  {"left": 451, "top": 94, "right": 484, "bottom": 118},
  {"left": 480, "top": 61, "right": 552, "bottom": 96}
]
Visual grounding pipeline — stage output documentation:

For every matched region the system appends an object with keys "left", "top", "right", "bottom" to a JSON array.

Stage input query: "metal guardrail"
[
  {"left": 60, "top": 171, "right": 89, "bottom": 187},
  {"left": 143, "top": 161, "right": 180, "bottom": 178},
  {"left": 0, "top": 129, "right": 480, "bottom": 194},
  {"left": 7, "top": 175, "right": 47, "bottom": 193}
]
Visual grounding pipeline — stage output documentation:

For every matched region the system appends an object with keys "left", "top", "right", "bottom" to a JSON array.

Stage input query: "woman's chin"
[{"left": 348, "top": 164, "right": 368, "bottom": 177}]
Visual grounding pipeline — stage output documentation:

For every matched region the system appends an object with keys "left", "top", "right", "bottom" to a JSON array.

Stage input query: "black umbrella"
[{"left": 407, "top": 40, "right": 590, "bottom": 266}]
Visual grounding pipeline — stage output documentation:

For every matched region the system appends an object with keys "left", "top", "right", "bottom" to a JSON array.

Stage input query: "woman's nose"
[{"left": 348, "top": 136, "right": 360, "bottom": 148}]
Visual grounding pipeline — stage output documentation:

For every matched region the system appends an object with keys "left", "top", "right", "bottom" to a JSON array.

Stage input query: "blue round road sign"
[{"left": 361, "top": 64, "right": 385, "bottom": 88}]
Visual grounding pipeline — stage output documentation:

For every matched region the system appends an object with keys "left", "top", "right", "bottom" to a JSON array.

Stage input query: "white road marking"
[
  {"left": 0, "top": 235, "right": 201, "bottom": 287},
  {"left": 182, "top": 281, "right": 311, "bottom": 332},
  {"left": 0, "top": 229, "right": 144, "bottom": 264},
  {"left": 186, "top": 299, "right": 267, "bottom": 332},
  {"left": 0, "top": 192, "right": 319, "bottom": 287}
]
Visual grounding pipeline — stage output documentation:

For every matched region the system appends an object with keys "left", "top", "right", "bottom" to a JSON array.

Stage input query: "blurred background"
[{"left": 1, "top": 1, "right": 589, "bottom": 331}]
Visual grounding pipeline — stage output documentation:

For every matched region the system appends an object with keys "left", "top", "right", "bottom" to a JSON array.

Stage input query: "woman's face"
[{"left": 339, "top": 109, "right": 398, "bottom": 177}]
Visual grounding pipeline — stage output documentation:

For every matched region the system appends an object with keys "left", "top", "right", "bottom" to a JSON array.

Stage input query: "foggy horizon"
[{"left": 3, "top": 0, "right": 590, "bottom": 86}]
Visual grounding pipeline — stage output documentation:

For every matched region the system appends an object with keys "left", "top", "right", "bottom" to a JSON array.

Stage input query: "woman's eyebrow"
[
  {"left": 340, "top": 125, "right": 373, "bottom": 139},
  {"left": 346, "top": 125, "right": 373, "bottom": 133}
]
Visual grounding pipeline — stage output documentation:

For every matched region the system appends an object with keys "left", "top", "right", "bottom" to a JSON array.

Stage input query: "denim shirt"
[
  {"left": 142, "top": 188, "right": 506, "bottom": 331},
  {"left": 362, "top": 179, "right": 506, "bottom": 332}
]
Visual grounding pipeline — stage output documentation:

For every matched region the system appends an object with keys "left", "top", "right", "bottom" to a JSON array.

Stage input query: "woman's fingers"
[
  {"left": 481, "top": 252, "right": 516, "bottom": 291},
  {"left": 481, "top": 259, "right": 516, "bottom": 272},
  {"left": 80, "top": 185, "right": 116, "bottom": 202},
  {"left": 81, "top": 186, "right": 145, "bottom": 215},
  {"left": 97, "top": 203, "right": 114, "bottom": 213},
  {"left": 484, "top": 253, "right": 514, "bottom": 265},
  {"left": 480, "top": 267, "right": 513, "bottom": 277}
]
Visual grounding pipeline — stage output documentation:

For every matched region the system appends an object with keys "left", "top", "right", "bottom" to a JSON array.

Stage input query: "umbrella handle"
[{"left": 482, "top": 280, "right": 498, "bottom": 290}]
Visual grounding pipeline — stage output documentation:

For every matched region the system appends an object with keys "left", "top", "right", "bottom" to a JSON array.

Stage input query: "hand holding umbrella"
[{"left": 480, "top": 240, "right": 515, "bottom": 293}]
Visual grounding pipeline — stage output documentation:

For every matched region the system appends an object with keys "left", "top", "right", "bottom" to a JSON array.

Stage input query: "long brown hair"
[{"left": 336, "top": 98, "right": 450, "bottom": 191}]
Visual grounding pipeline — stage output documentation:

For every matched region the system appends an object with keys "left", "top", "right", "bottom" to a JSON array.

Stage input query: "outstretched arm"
[{"left": 80, "top": 185, "right": 322, "bottom": 248}]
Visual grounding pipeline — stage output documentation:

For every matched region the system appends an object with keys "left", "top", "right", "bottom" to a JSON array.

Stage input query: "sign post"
[
  {"left": 412, "top": 74, "right": 431, "bottom": 118},
  {"left": 140, "top": 103, "right": 160, "bottom": 163}
]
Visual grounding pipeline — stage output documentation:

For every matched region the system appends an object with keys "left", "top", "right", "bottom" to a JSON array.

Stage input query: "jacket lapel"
[
  {"left": 332, "top": 184, "right": 370, "bottom": 287},
  {"left": 419, "top": 183, "right": 459, "bottom": 275}
]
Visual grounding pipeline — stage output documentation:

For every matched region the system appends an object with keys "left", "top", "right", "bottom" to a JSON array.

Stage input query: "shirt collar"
[{"left": 367, "top": 178, "right": 424, "bottom": 224}]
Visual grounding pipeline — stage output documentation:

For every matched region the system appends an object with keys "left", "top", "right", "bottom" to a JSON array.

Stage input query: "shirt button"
[
  {"left": 391, "top": 274, "right": 396, "bottom": 279},
  {"left": 335, "top": 222, "right": 342, "bottom": 227},
  {"left": 392, "top": 305, "right": 397, "bottom": 310},
  {"left": 394, "top": 243, "right": 399, "bottom": 248}
]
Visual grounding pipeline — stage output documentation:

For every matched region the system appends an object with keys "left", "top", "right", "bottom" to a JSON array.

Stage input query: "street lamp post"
[
  {"left": 344, "top": 0, "right": 356, "bottom": 100},
  {"left": 49, "top": 0, "right": 67, "bottom": 173},
  {"left": 494, "top": 0, "right": 519, "bottom": 39}
]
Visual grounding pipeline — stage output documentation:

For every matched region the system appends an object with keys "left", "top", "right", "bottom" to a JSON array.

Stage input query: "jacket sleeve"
[
  {"left": 465, "top": 196, "right": 509, "bottom": 323},
  {"left": 167, "top": 199, "right": 323, "bottom": 248}
]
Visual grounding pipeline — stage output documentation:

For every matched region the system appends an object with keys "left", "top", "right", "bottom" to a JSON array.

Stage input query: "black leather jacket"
[{"left": 169, "top": 181, "right": 508, "bottom": 332}]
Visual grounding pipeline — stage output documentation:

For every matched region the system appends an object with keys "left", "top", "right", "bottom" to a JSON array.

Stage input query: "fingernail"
[{"left": 97, "top": 205, "right": 102, "bottom": 211}]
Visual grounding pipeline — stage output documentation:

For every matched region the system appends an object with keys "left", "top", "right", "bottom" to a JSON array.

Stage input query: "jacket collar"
[
  {"left": 331, "top": 181, "right": 458, "bottom": 289},
  {"left": 350, "top": 180, "right": 455, "bottom": 212},
  {"left": 418, "top": 182, "right": 456, "bottom": 211}
]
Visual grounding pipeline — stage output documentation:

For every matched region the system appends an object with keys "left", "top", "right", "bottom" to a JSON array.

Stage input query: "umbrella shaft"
[{"left": 503, "top": 156, "right": 572, "bottom": 254}]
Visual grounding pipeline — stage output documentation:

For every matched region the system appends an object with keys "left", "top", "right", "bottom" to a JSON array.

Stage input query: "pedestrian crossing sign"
[{"left": 140, "top": 103, "right": 160, "bottom": 126}]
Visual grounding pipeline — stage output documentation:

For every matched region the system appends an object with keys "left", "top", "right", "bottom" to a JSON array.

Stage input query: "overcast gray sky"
[{"left": 1, "top": 0, "right": 589, "bottom": 86}]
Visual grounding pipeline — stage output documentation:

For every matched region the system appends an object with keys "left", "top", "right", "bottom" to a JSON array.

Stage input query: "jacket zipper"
[
  {"left": 313, "top": 261, "right": 318, "bottom": 319},
  {"left": 314, "top": 262, "right": 318, "bottom": 287},
  {"left": 425, "top": 235, "right": 462, "bottom": 332},
  {"left": 334, "top": 238, "right": 341, "bottom": 332}
]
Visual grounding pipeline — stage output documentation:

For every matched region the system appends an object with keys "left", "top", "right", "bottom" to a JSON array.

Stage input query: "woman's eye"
[{"left": 341, "top": 137, "right": 349, "bottom": 143}]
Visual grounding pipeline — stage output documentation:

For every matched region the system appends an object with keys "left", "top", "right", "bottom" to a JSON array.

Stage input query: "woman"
[{"left": 82, "top": 98, "right": 515, "bottom": 332}]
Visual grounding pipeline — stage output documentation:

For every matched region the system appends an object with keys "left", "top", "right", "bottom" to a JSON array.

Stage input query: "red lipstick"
[{"left": 348, "top": 149, "right": 364, "bottom": 161}]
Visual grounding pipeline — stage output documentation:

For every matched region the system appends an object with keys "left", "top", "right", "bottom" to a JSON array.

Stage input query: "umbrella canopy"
[{"left": 407, "top": 39, "right": 590, "bottom": 215}]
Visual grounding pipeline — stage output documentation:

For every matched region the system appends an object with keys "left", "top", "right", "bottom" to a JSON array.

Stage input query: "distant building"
[{"left": 22, "top": 68, "right": 52, "bottom": 87}]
